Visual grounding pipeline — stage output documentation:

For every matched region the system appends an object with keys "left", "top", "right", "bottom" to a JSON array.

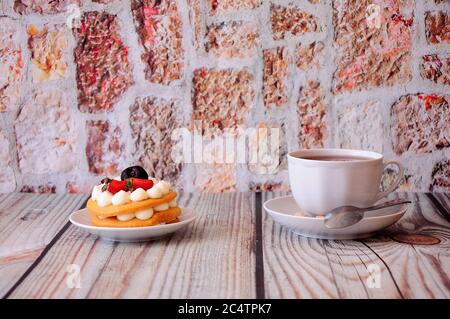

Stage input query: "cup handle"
[{"left": 375, "top": 161, "right": 404, "bottom": 201}]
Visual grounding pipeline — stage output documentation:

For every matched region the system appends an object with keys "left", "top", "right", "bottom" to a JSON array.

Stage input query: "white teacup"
[{"left": 287, "top": 149, "right": 404, "bottom": 216}]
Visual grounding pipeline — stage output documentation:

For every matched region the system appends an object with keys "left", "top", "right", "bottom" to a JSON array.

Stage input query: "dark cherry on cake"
[{"left": 121, "top": 165, "right": 149, "bottom": 180}]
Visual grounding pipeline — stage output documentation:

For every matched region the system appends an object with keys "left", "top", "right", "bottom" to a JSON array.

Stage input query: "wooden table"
[{"left": 0, "top": 192, "right": 449, "bottom": 299}]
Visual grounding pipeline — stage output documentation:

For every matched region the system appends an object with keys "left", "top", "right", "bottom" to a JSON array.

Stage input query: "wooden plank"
[
  {"left": 262, "top": 192, "right": 450, "bottom": 298},
  {"left": 364, "top": 193, "right": 450, "bottom": 298},
  {"left": 427, "top": 193, "right": 450, "bottom": 223},
  {"left": 0, "top": 193, "right": 88, "bottom": 297},
  {"left": 433, "top": 193, "right": 450, "bottom": 213},
  {"left": 262, "top": 192, "right": 400, "bottom": 298},
  {"left": 7, "top": 193, "right": 257, "bottom": 299}
]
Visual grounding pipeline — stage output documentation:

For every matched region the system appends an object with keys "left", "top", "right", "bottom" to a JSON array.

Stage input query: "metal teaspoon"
[{"left": 324, "top": 199, "right": 412, "bottom": 229}]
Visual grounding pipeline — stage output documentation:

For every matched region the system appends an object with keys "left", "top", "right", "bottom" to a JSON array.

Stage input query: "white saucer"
[
  {"left": 69, "top": 207, "right": 196, "bottom": 242},
  {"left": 264, "top": 196, "right": 409, "bottom": 240}
]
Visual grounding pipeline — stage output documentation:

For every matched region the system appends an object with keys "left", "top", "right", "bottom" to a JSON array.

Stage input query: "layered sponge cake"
[{"left": 87, "top": 166, "right": 181, "bottom": 227}]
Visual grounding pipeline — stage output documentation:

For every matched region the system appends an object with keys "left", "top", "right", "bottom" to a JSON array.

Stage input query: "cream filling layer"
[
  {"left": 110, "top": 206, "right": 179, "bottom": 221},
  {"left": 91, "top": 180, "right": 173, "bottom": 207}
]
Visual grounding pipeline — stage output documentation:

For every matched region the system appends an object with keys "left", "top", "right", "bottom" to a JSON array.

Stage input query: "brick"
[
  {"left": 297, "top": 81, "right": 326, "bottom": 149},
  {"left": 248, "top": 122, "right": 287, "bottom": 174},
  {"left": 131, "top": 0, "right": 183, "bottom": 84},
  {"left": 0, "top": 17, "right": 24, "bottom": 113},
  {"left": 0, "top": 131, "right": 16, "bottom": 193},
  {"left": 337, "top": 101, "right": 384, "bottom": 152},
  {"left": 425, "top": 11, "right": 450, "bottom": 44},
  {"left": 430, "top": 160, "right": 450, "bottom": 192},
  {"left": 400, "top": 175, "right": 422, "bottom": 191},
  {"left": 421, "top": 54, "right": 449, "bottom": 86},
  {"left": 192, "top": 68, "right": 254, "bottom": 136},
  {"left": 27, "top": 24, "right": 68, "bottom": 82},
  {"left": 263, "top": 47, "right": 291, "bottom": 107},
  {"left": 209, "top": 0, "right": 261, "bottom": 15},
  {"left": 130, "top": 97, "right": 182, "bottom": 184},
  {"left": 133, "top": 0, "right": 178, "bottom": 15},
  {"left": 21, "top": 184, "right": 56, "bottom": 193},
  {"left": 206, "top": 21, "right": 259, "bottom": 59},
  {"left": 194, "top": 164, "right": 236, "bottom": 192},
  {"left": 391, "top": 94, "right": 450, "bottom": 155},
  {"left": 249, "top": 181, "right": 289, "bottom": 192},
  {"left": 73, "top": 12, "right": 133, "bottom": 113},
  {"left": 296, "top": 41, "right": 324, "bottom": 70},
  {"left": 187, "top": 0, "right": 203, "bottom": 49},
  {"left": 15, "top": 90, "right": 77, "bottom": 174},
  {"left": 86, "top": 120, "right": 123, "bottom": 176},
  {"left": 333, "top": 0, "right": 413, "bottom": 93},
  {"left": 271, "top": 4, "right": 320, "bottom": 40},
  {"left": 66, "top": 180, "right": 92, "bottom": 193},
  {"left": 14, "top": 0, "right": 80, "bottom": 14},
  {"left": 66, "top": 175, "right": 99, "bottom": 193}
]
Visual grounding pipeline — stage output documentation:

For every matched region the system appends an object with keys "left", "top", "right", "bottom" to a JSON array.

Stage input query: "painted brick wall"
[{"left": 0, "top": 0, "right": 449, "bottom": 194}]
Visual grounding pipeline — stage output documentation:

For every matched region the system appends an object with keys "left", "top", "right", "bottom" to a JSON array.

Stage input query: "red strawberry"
[
  {"left": 107, "top": 180, "right": 127, "bottom": 194},
  {"left": 130, "top": 178, "right": 153, "bottom": 190}
]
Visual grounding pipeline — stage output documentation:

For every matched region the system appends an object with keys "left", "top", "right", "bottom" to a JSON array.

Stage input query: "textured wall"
[{"left": 0, "top": 0, "right": 449, "bottom": 194}]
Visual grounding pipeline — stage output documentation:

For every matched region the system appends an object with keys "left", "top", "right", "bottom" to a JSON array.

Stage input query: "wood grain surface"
[
  {"left": 261, "top": 192, "right": 450, "bottom": 298},
  {"left": 7, "top": 193, "right": 257, "bottom": 299},
  {"left": 1, "top": 192, "right": 449, "bottom": 299},
  {"left": 427, "top": 193, "right": 450, "bottom": 224},
  {"left": 0, "top": 193, "right": 87, "bottom": 297}
]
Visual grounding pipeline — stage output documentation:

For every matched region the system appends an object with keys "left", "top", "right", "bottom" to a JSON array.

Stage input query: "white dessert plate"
[
  {"left": 264, "top": 196, "right": 409, "bottom": 240},
  {"left": 69, "top": 207, "right": 196, "bottom": 242}
]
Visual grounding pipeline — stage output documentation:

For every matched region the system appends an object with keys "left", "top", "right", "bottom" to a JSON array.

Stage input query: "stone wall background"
[{"left": 0, "top": 0, "right": 449, "bottom": 194}]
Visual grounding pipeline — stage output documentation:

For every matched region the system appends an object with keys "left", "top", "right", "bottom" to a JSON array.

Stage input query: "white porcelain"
[
  {"left": 288, "top": 149, "right": 404, "bottom": 216},
  {"left": 69, "top": 207, "right": 196, "bottom": 242},
  {"left": 264, "top": 195, "right": 409, "bottom": 240}
]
